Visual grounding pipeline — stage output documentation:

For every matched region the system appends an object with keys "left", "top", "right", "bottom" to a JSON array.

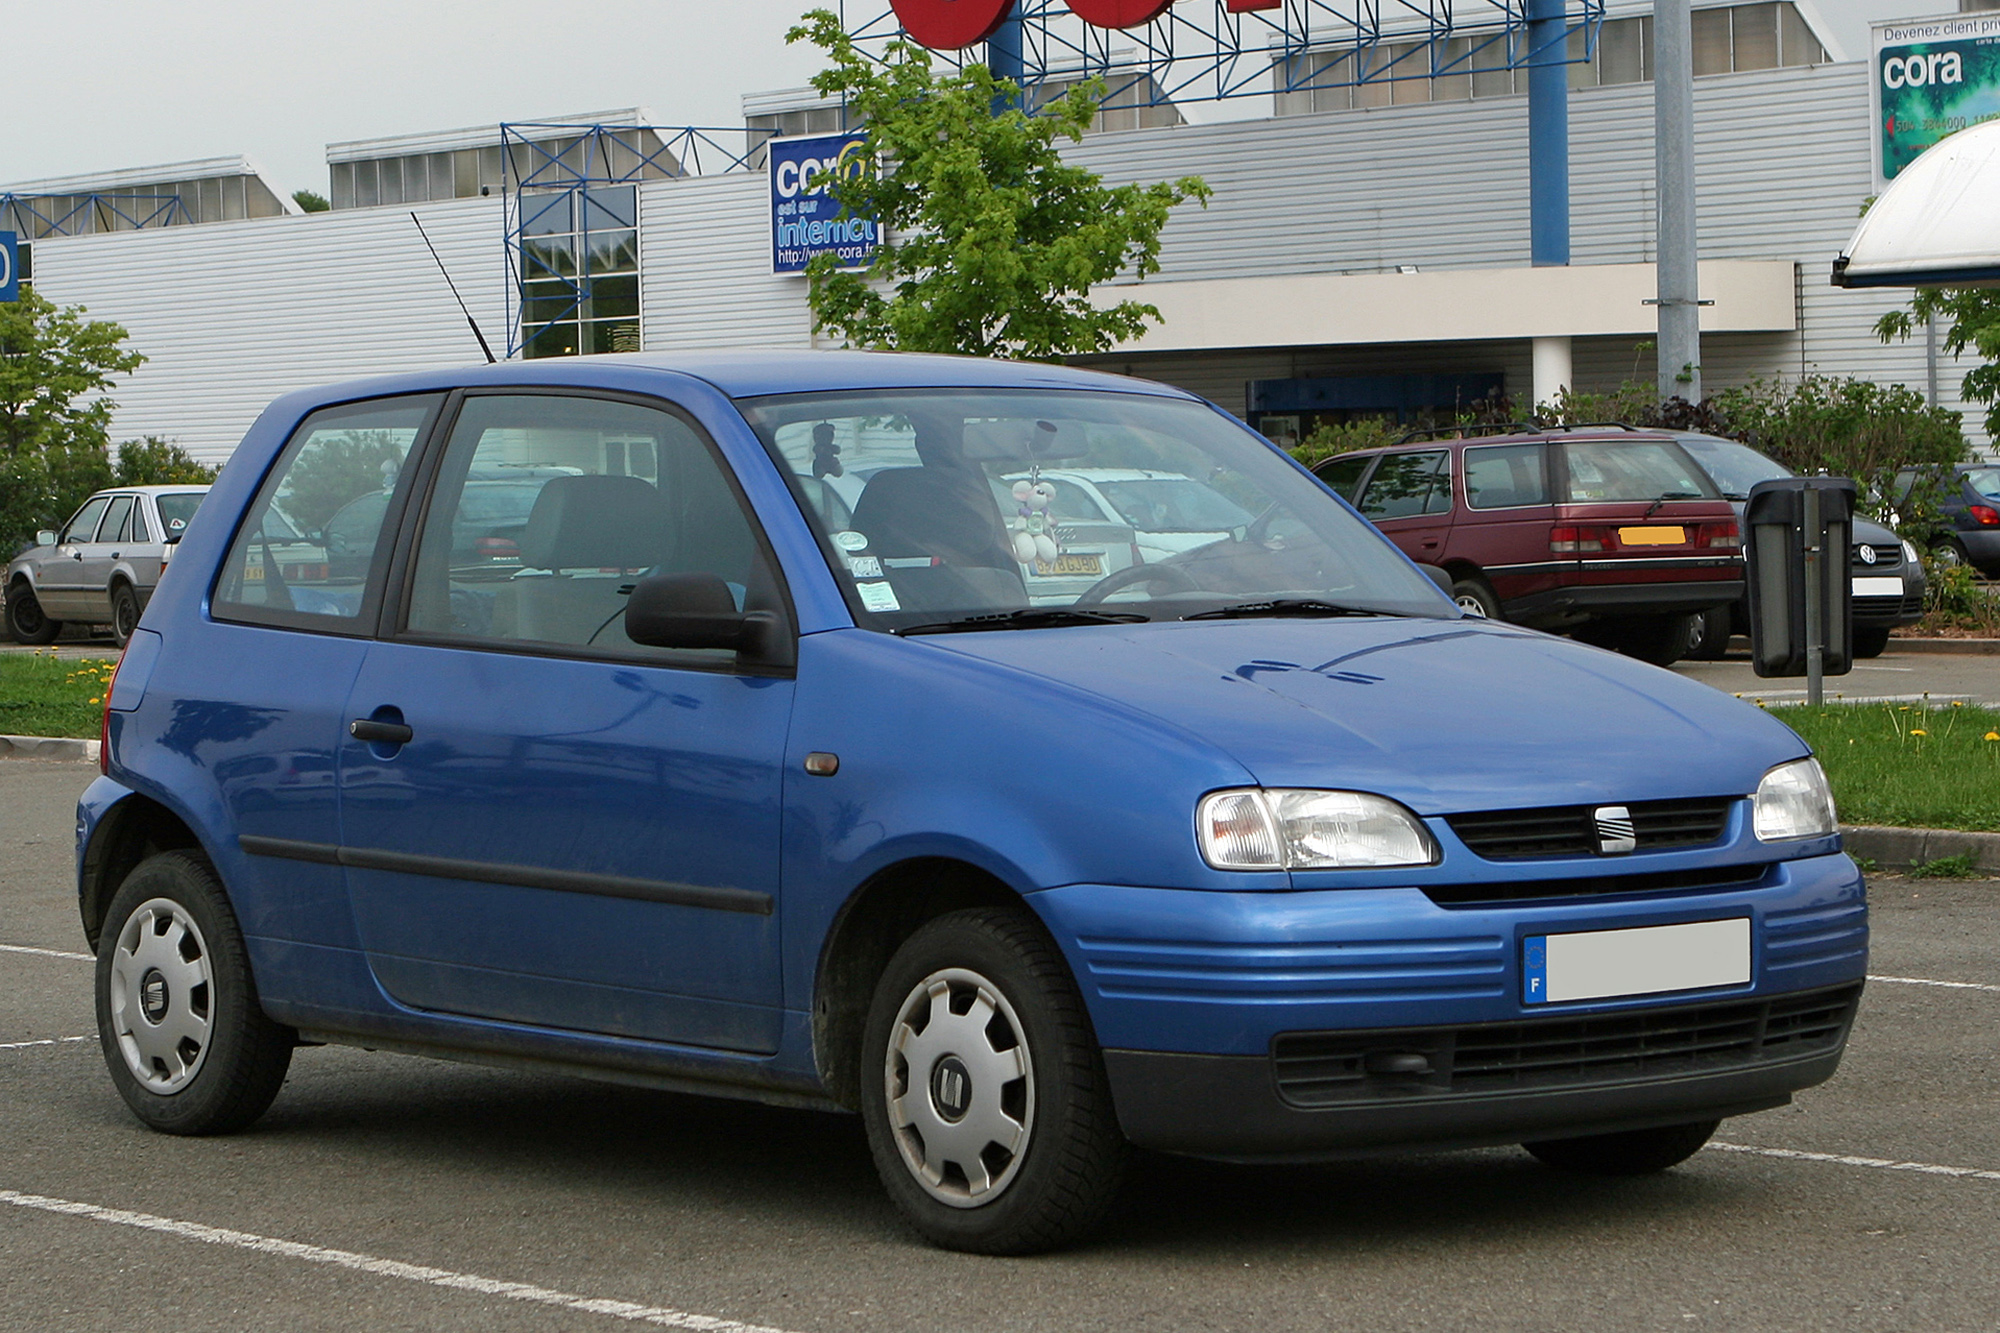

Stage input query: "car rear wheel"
[
  {"left": 1579, "top": 613, "right": 1697, "bottom": 667},
  {"left": 1852, "top": 626, "right": 1891, "bottom": 659},
  {"left": 110, "top": 582, "right": 142, "bottom": 648},
  {"left": 1524, "top": 1119, "right": 1720, "bottom": 1175},
  {"left": 96, "top": 851, "right": 294, "bottom": 1135},
  {"left": 5, "top": 583, "right": 62, "bottom": 645},
  {"left": 1450, "top": 576, "right": 1502, "bottom": 620},
  {"left": 1682, "top": 605, "right": 1733, "bottom": 660},
  {"left": 1930, "top": 539, "right": 1969, "bottom": 570},
  {"left": 859, "top": 907, "right": 1127, "bottom": 1254}
]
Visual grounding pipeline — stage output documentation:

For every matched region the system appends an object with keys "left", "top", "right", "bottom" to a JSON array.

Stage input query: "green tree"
[
  {"left": 279, "top": 431, "right": 404, "bottom": 534},
  {"left": 292, "top": 189, "right": 331, "bottom": 213},
  {"left": 114, "top": 437, "right": 219, "bottom": 486},
  {"left": 1876, "top": 290, "right": 2000, "bottom": 438},
  {"left": 0, "top": 288, "right": 145, "bottom": 553},
  {"left": 785, "top": 9, "right": 1210, "bottom": 360}
]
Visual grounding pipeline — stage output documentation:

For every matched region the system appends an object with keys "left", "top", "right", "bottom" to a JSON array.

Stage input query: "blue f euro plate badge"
[{"left": 1523, "top": 936, "right": 1549, "bottom": 1004}]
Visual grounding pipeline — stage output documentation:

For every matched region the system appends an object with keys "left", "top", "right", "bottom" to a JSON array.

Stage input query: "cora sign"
[{"left": 889, "top": 0, "right": 1277, "bottom": 51}]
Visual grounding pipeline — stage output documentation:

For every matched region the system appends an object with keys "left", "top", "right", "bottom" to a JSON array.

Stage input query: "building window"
[
  {"left": 1275, "top": 0, "right": 1825, "bottom": 115},
  {"left": 519, "top": 184, "right": 641, "bottom": 360}
]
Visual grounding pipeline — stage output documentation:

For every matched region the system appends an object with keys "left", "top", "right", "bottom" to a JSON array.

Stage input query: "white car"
[
  {"left": 6, "top": 486, "right": 210, "bottom": 646},
  {"left": 1009, "top": 468, "right": 1255, "bottom": 564}
]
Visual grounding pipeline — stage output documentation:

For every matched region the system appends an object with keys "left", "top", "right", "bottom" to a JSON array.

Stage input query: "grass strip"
[
  {"left": 0, "top": 653, "right": 116, "bottom": 740},
  {"left": 1766, "top": 700, "right": 2000, "bottom": 833}
]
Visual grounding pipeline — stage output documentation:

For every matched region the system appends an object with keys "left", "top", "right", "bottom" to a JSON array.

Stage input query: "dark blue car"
[{"left": 79, "top": 352, "right": 1865, "bottom": 1253}]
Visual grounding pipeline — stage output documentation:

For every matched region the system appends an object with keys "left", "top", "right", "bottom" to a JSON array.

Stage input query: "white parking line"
[
  {"left": 1710, "top": 1141, "right": 2000, "bottom": 1182},
  {"left": 1868, "top": 973, "right": 2000, "bottom": 995},
  {"left": 0, "top": 1188, "right": 800, "bottom": 1332},
  {"left": 0, "top": 1036, "right": 91, "bottom": 1051},
  {"left": 0, "top": 943, "right": 93, "bottom": 962}
]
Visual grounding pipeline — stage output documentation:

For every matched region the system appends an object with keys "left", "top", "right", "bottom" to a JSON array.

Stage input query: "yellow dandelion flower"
[
  {"left": 1986, "top": 732, "right": 2000, "bottom": 742},
  {"left": 1911, "top": 729, "right": 1928, "bottom": 736}
]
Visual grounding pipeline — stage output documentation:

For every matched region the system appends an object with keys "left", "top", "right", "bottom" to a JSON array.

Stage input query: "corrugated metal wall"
[{"left": 25, "top": 60, "right": 1981, "bottom": 462}]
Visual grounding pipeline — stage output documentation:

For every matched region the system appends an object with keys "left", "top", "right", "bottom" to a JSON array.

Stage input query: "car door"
[
  {"left": 75, "top": 493, "right": 138, "bottom": 611},
  {"left": 1353, "top": 449, "right": 1453, "bottom": 563},
  {"left": 336, "top": 391, "right": 794, "bottom": 1054},
  {"left": 35, "top": 494, "right": 113, "bottom": 618}
]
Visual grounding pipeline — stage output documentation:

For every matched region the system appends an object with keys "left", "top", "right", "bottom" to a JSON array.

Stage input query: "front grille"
[
  {"left": 1271, "top": 984, "right": 1861, "bottom": 1108},
  {"left": 1422, "top": 862, "right": 1771, "bottom": 908},
  {"left": 1851, "top": 543, "right": 1903, "bottom": 571},
  {"left": 1447, "top": 797, "right": 1736, "bottom": 860}
]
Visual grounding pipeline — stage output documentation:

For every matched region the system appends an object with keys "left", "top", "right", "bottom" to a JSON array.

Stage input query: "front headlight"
[
  {"left": 1752, "top": 758, "right": 1838, "bottom": 841},
  {"left": 1902, "top": 540, "right": 1920, "bottom": 565},
  {"left": 1197, "top": 788, "right": 1440, "bottom": 870}
]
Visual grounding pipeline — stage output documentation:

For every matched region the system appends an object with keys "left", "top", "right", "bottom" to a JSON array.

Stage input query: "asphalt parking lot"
[{"left": 2, "top": 758, "right": 1997, "bottom": 1331}]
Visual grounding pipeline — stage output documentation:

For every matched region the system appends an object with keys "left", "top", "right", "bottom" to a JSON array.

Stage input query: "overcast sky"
[{"left": 2, "top": 0, "right": 837, "bottom": 197}]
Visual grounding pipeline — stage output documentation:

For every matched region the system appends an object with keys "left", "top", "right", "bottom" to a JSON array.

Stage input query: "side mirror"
[
  {"left": 624, "top": 572, "right": 792, "bottom": 666},
  {"left": 36, "top": 530, "right": 58, "bottom": 547}
]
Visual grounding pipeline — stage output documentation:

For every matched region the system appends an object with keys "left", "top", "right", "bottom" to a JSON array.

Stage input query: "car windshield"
[
  {"left": 155, "top": 492, "right": 206, "bottom": 537},
  {"left": 1966, "top": 468, "right": 2000, "bottom": 500},
  {"left": 1674, "top": 437, "right": 1792, "bottom": 498},
  {"left": 740, "top": 387, "right": 1448, "bottom": 630},
  {"left": 1560, "top": 440, "right": 1718, "bottom": 503}
]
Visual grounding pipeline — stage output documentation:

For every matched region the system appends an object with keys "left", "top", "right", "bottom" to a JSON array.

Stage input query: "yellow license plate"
[
  {"left": 1619, "top": 526, "right": 1686, "bottom": 546},
  {"left": 1034, "top": 553, "right": 1104, "bottom": 577}
]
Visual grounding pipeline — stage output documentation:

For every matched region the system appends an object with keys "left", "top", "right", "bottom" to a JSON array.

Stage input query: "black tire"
[
  {"left": 1450, "top": 575, "right": 1503, "bottom": 620},
  {"left": 1852, "top": 626, "right": 1891, "bottom": 659},
  {"left": 859, "top": 907, "right": 1128, "bottom": 1254},
  {"left": 1525, "top": 1119, "right": 1720, "bottom": 1175},
  {"left": 1582, "top": 613, "right": 1697, "bottom": 667},
  {"left": 1683, "top": 604, "right": 1733, "bottom": 661},
  {"left": 5, "top": 582, "right": 62, "bottom": 645},
  {"left": 110, "top": 582, "right": 142, "bottom": 649},
  {"left": 95, "top": 851, "right": 294, "bottom": 1135}
]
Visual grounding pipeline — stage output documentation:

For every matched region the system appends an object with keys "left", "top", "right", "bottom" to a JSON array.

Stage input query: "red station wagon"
[{"left": 1315, "top": 427, "right": 1744, "bottom": 665}]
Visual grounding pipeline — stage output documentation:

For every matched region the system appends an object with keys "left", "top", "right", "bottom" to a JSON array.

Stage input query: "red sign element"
[
  {"left": 1063, "top": 0, "right": 1176, "bottom": 28},
  {"left": 889, "top": 0, "right": 1013, "bottom": 50},
  {"left": 1224, "top": 0, "right": 1280, "bottom": 10}
]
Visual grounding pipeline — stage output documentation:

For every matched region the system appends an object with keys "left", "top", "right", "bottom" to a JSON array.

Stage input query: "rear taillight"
[
  {"left": 1971, "top": 505, "right": 2000, "bottom": 527},
  {"left": 99, "top": 651, "right": 123, "bottom": 775},
  {"left": 476, "top": 536, "right": 521, "bottom": 559},
  {"left": 1699, "top": 520, "right": 1742, "bottom": 549},
  {"left": 1549, "top": 525, "right": 1612, "bottom": 553}
]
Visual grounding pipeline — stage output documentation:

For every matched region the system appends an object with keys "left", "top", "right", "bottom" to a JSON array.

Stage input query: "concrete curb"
[
  {"left": 0, "top": 734, "right": 100, "bottom": 763},
  {"left": 1843, "top": 824, "right": 2000, "bottom": 874},
  {"left": 1886, "top": 638, "right": 2000, "bottom": 655}
]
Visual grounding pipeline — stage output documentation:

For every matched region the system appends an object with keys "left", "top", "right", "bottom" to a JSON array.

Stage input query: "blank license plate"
[
  {"left": 1853, "top": 576, "right": 1902, "bottom": 598},
  {"left": 1523, "top": 918, "right": 1750, "bottom": 1005},
  {"left": 1619, "top": 526, "right": 1686, "bottom": 546}
]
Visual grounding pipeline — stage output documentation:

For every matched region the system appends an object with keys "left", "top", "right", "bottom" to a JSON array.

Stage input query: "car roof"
[
  {"left": 93, "top": 485, "right": 211, "bottom": 497},
  {"left": 270, "top": 350, "right": 1199, "bottom": 410}
]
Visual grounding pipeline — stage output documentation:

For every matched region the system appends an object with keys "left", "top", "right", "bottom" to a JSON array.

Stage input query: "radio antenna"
[{"left": 411, "top": 211, "right": 496, "bottom": 364}]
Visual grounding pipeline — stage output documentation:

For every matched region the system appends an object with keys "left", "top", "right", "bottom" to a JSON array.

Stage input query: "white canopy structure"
[{"left": 1834, "top": 118, "right": 2000, "bottom": 289}]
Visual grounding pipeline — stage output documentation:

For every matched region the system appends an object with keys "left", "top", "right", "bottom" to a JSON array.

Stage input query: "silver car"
[{"left": 5, "top": 486, "right": 210, "bottom": 646}]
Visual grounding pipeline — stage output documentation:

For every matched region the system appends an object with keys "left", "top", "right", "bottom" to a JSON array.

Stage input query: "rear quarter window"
[{"left": 1464, "top": 443, "right": 1551, "bottom": 509}]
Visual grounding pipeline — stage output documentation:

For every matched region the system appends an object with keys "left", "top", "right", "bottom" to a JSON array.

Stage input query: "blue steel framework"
[
  {"left": 0, "top": 192, "right": 192, "bottom": 239},
  {"left": 500, "top": 123, "right": 763, "bottom": 359}
]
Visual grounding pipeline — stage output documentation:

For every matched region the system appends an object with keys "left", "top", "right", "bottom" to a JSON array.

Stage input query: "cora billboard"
[
  {"left": 887, "top": 0, "right": 1277, "bottom": 50},
  {"left": 1871, "top": 11, "right": 2000, "bottom": 190},
  {"left": 769, "top": 133, "right": 879, "bottom": 275}
]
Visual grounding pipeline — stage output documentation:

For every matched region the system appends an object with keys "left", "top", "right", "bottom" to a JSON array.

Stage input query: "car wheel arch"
[
  {"left": 80, "top": 794, "right": 211, "bottom": 952},
  {"left": 812, "top": 856, "right": 1028, "bottom": 1110}
]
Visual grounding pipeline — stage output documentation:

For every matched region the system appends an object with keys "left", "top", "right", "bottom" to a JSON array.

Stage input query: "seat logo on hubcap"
[
  {"left": 930, "top": 1055, "right": 972, "bottom": 1122},
  {"left": 140, "top": 969, "right": 169, "bottom": 1024}
]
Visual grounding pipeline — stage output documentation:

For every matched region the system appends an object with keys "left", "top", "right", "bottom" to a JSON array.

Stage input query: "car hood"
[{"left": 924, "top": 616, "right": 1807, "bottom": 814}]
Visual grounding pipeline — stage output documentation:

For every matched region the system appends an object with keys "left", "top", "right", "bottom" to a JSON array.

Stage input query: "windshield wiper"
[
  {"left": 1182, "top": 598, "right": 1390, "bottom": 621},
  {"left": 896, "top": 608, "right": 1151, "bottom": 636},
  {"left": 1644, "top": 491, "right": 1703, "bottom": 517}
]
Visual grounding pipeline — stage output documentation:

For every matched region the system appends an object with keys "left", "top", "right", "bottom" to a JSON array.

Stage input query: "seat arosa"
[{"left": 80, "top": 353, "right": 1865, "bottom": 1253}]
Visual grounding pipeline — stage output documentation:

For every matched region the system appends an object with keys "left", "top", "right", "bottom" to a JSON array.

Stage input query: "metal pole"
[
  {"left": 1803, "top": 486, "right": 1823, "bottom": 706},
  {"left": 989, "top": 4, "right": 1025, "bottom": 113},
  {"left": 1926, "top": 311, "right": 1940, "bottom": 405},
  {"left": 1654, "top": 0, "right": 1701, "bottom": 403},
  {"left": 1527, "top": 0, "right": 1570, "bottom": 267}
]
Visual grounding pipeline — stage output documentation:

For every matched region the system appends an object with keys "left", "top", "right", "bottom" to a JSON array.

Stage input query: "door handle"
[{"left": 350, "top": 718, "right": 414, "bottom": 745}]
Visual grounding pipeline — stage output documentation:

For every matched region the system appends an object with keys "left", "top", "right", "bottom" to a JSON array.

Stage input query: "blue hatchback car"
[{"left": 79, "top": 352, "right": 1865, "bottom": 1253}]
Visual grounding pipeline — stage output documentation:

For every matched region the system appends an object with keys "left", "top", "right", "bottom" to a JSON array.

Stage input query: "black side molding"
[{"left": 237, "top": 835, "right": 773, "bottom": 916}]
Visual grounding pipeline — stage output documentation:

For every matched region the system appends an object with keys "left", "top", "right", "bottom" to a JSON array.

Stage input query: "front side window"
[
  {"left": 1560, "top": 440, "right": 1717, "bottom": 504},
  {"left": 213, "top": 395, "right": 442, "bottom": 629},
  {"left": 742, "top": 388, "right": 1446, "bottom": 631},
  {"left": 1357, "top": 451, "right": 1451, "bottom": 519},
  {"left": 63, "top": 496, "right": 111, "bottom": 545},
  {"left": 402, "top": 394, "right": 781, "bottom": 667}
]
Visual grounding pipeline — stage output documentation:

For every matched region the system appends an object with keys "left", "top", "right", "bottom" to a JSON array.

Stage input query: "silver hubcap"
[
  {"left": 1454, "top": 593, "right": 1489, "bottom": 617},
  {"left": 885, "top": 968, "right": 1034, "bottom": 1208},
  {"left": 109, "top": 898, "right": 213, "bottom": 1094}
]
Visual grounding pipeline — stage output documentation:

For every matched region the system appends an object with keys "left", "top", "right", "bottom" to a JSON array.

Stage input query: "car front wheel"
[
  {"left": 95, "top": 851, "right": 294, "bottom": 1135},
  {"left": 5, "top": 583, "right": 62, "bottom": 645},
  {"left": 1852, "top": 626, "right": 1891, "bottom": 659},
  {"left": 859, "top": 907, "right": 1127, "bottom": 1254},
  {"left": 1525, "top": 1119, "right": 1720, "bottom": 1175}
]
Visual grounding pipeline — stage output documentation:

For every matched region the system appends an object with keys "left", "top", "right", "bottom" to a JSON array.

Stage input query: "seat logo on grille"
[{"left": 1594, "top": 806, "right": 1637, "bottom": 855}]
